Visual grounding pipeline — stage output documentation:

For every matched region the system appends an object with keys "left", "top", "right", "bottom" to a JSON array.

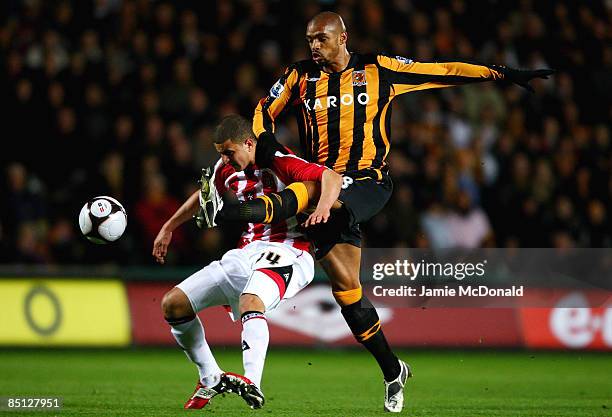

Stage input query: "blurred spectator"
[
  {"left": 2, "top": 163, "right": 47, "bottom": 251},
  {"left": 445, "top": 190, "right": 494, "bottom": 248},
  {"left": 96, "top": 152, "right": 126, "bottom": 203},
  {"left": 133, "top": 172, "right": 184, "bottom": 263},
  {"left": 0, "top": 0, "right": 609, "bottom": 265},
  {"left": 48, "top": 217, "right": 81, "bottom": 263},
  {"left": 421, "top": 203, "right": 454, "bottom": 250},
  {"left": 584, "top": 200, "right": 610, "bottom": 247},
  {"left": 15, "top": 222, "right": 49, "bottom": 264}
]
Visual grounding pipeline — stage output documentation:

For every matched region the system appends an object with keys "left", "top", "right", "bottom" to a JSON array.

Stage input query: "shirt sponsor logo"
[
  {"left": 304, "top": 93, "right": 370, "bottom": 111},
  {"left": 352, "top": 70, "right": 367, "bottom": 86}
]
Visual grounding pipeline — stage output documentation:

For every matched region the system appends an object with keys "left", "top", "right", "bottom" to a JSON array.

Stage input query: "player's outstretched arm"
[
  {"left": 303, "top": 169, "right": 343, "bottom": 227},
  {"left": 378, "top": 55, "right": 554, "bottom": 94},
  {"left": 152, "top": 190, "right": 199, "bottom": 264}
]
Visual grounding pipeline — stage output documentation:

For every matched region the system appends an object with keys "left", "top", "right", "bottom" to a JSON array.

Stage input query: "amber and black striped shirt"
[{"left": 254, "top": 53, "right": 503, "bottom": 174}]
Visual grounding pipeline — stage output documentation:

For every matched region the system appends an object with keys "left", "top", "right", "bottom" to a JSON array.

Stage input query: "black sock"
[
  {"left": 217, "top": 199, "right": 267, "bottom": 224},
  {"left": 341, "top": 296, "right": 401, "bottom": 381},
  {"left": 217, "top": 188, "right": 300, "bottom": 224}
]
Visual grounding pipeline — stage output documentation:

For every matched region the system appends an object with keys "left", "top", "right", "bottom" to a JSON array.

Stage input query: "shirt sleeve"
[
  {"left": 212, "top": 158, "right": 231, "bottom": 194},
  {"left": 271, "top": 153, "right": 328, "bottom": 184},
  {"left": 253, "top": 65, "right": 301, "bottom": 138},
  {"left": 377, "top": 55, "right": 504, "bottom": 96}
]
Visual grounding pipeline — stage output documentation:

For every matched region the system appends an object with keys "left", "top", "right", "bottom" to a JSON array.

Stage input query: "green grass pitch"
[{"left": 1, "top": 348, "right": 610, "bottom": 416}]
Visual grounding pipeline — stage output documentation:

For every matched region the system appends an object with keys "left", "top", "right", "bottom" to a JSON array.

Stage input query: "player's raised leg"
[
  {"left": 320, "top": 243, "right": 412, "bottom": 413},
  {"left": 217, "top": 182, "right": 310, "bottom": 225},
  {"left": 215, "top": 175, "right": 342, "bottom": 226}
]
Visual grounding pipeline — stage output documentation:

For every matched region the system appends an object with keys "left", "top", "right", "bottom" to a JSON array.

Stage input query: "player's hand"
[
  {"left": 152, "top": 228, "right": 172, "bottom": 264},
  {"left": 303, "top": 207, "right": 331, "bottom": 227},
  {"left": 255, "top": 131, "right": 286, "bottom": 167},
  {"left": 491, "top": 65, "right": 555, "bottom": 92}
]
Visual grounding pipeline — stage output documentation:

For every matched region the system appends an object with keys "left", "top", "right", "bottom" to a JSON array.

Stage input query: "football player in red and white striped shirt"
[
  {"left": 154, "top": 115, "right": 342, "bottom": 410},
  {"left": 212, "top": 143, "right": 332, "bottom": 251}
]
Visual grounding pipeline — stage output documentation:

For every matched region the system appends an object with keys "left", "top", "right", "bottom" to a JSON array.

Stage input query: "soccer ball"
[{"left": 78, "top": 196, "right": 127, "bottom": 244}]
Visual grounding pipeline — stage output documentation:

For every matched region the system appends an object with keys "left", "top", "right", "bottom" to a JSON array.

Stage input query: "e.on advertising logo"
[
  {"left": 520, "top": 292, "right": 612, "bottom": 350},
  {"left": 550, "top": 306, "right": 612, "bottom": 348},
  {"left": 549, "top": 293, "right": 612, "bottom": 349}
]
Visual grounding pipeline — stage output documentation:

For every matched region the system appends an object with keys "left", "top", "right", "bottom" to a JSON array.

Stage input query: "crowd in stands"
[{"left": 1, "top": 0, "right": 610, "bottom": 265}]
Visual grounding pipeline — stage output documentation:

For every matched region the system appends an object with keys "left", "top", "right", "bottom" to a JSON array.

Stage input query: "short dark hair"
[{"left": 213, "top": 115, "right": 255, "bottom": 144}]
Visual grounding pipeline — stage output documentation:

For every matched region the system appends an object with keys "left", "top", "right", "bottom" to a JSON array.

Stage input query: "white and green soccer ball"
[{"left": 78, "top": 196, "right": 127, "bottom": 244}]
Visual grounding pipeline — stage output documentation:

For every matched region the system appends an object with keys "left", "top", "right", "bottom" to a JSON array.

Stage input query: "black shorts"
[{"left": 302, "top": 168, "right": 393, "bottom": 260}]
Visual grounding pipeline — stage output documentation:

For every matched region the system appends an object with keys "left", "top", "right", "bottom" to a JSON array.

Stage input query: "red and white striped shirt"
[{"left": 213, "top": 152, "right": 328, "bottom": 251}]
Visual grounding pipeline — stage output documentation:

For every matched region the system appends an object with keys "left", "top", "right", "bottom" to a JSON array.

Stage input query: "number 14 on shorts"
[{"left": 255, "top": 251, "right": 281, "bottom": 265}]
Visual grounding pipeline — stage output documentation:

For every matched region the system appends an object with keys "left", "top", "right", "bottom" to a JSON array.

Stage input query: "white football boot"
[
  {"left": 195, "top": 167, "right": 223, "bottom": 228},
  {"left": 384, "top": 359, "right": 412, "bottom": 413}
]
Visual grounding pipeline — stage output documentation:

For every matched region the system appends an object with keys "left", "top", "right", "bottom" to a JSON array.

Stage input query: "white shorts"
[{"left": 176, "top": 241, "right": 314, "bottom": 321}]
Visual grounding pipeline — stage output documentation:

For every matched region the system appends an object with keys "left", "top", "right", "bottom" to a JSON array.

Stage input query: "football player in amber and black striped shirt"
[{"left": 252, "top": 11, "right": 553, "bottom": 412}]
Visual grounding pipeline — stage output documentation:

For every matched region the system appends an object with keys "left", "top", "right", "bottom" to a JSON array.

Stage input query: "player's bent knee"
[
  {"left": 302, "top": 181, "right": 321, "bottom": 201},
  {"left": 330, "top": 278, "right": 361, "bottom": 293},
  {"left": 332, "top": 286, "right": 363, "bottom": 307},
  {"left": 319, "top": 244, "right": 362, "bottom": 292},
  {"left": 161, "top": 287, "right": 194, "bottom": 319},
  {"left": 239, "top": 293, "right": 265, "bottom": 315}
]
